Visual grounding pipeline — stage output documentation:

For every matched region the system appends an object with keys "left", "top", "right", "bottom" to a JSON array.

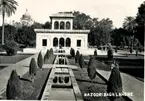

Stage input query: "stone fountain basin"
[
  {"left": 52, "top": 73, "right": 71, "bottom": 87},
  {"left": 49, "top": 88, "right": 76, "bottom": 100},
  {"left": 55, "top": 67, "right": 69, "bottom": 73}
]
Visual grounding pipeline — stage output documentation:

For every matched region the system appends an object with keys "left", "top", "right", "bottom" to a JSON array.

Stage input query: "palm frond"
[{"left": 0, "top": 0, "right": 18, "bottom": 17}]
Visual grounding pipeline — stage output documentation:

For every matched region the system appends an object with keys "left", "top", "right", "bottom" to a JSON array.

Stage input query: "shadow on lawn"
[
  {"left": 76, "top": 78, "right": 106, "bottom": 85},
  {"left": 20, "top": 78, "right": 32, "bottom": 82}
]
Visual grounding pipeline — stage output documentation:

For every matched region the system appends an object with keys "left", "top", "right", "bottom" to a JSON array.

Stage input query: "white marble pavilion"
[{"left": 35, "top": 12, "right": 90, "bottom": 52}]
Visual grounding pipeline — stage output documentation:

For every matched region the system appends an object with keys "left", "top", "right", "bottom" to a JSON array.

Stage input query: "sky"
[{"left": 0, "top": 0, "right": 144, "bottom": 28}]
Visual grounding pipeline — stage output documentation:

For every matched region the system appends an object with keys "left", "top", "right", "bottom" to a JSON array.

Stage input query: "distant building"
[
  {"left": 20, "top": 9, "right": 34, "bottom": 26},
  {"left": 35, "top": 12, "right": 89, "bottom": 52}
]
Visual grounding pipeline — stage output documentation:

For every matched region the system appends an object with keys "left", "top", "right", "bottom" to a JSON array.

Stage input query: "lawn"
[
  {"left": 0, "top": 53, "right": 56, "bottom": 100},
  {"left": 0, "top": 66, "right": 8, "bottom": 70},
  {"left": 44, "top": 55, "right": 56, "bottom": 64},
  {"left": 68, "top": 55, "right": 144, "bottom": 80},
  {"left": 68, "top": 56, "right": 126, "bottom": 101},
  {"left": 0, "top": 54, "right": 33, "bottom": 64},
  {"left": 73, "top": 68, "right": 126, "bottom": 101},
  {"left": 1, "top": 68, "right": 51, "bottom": 100}
]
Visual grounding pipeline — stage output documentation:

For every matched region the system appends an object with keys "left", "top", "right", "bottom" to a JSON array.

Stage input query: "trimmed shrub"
[
  {"left": 44, "top": 54, "right": 47, "bottom": 62},
  {"left": 29, "top": 58, "right": 37, "bottom": 81},
  {"left": 45, "top": 49, "right": 50, "bottom": 59},
  {"left": 50, "top": 48, "right": 53, "bottom": 55},
  {"left": 139, "top": 47, "right": 142, "bottom": 52},
  {"left": 3, "top": 40, "right": 18, "bottom": 56},
  {"left": 88, "top": 57, "right": 95, "bottom": 67},
  {"left": 115, "top": 47, "right": 118, "bottom": 53},
  {"left": 136, "top": 49, "right": 138, "bottom": 56},
  {"left": 94, "top": 50, "right": 97, "bottom": 56},
  {"left": 37, "top": 52, "right": 43, "bottom": 69},
  {"left": 87, "top": 57, "right": 96, "bottom": 81},
  {"left": 75, "top": 50, "right": 80, "bottom": 63},
  {"left": 6, "top": 70, "right": 21, "bottom": 99},
  {"left": 107, "top": 49, "right": 113, "bottom": 60},
  {"left": 70, "top": 48, "right": 75, "bottom": 57},
  {"left": 130, "top": 47, "right": 133, "bottom": 54},
  {"left": 79, "top": 54, "right": 85, "bottom": 68},
  {"left": 107, "top": 65, "right": 123, "bottom": 100},
  {"left": 87, "top": 65, "right": 96, "bottom": 80}
]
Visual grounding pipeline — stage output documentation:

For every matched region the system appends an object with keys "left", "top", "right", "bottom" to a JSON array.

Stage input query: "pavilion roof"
[{"left": 50, "top": 12, "right": 74, "bottom": 18}]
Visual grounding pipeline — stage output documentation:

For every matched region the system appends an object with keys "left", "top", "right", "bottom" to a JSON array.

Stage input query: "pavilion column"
[
  {"left": 64, "top": 38, "right": 66, "bottom": 47},
  {"left": 58, "top": 38, "right": 59, "bottom": 47},
  {"left": 64, "top": 21, "right": 66, "bottom": 30},
  {"left": 59, "top": 21, "right": 61, "bottom": 29}
]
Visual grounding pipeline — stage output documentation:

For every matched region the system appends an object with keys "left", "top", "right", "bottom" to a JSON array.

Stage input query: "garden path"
[
  {"left": 0, "top": 53, "right": 39, "bottom": 97},
  {"left": 96, "top": 69, "right": 144, "bottom": 101}
]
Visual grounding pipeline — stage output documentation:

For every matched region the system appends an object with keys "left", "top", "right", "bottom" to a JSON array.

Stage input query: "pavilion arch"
[
  {"left": 60, "top": 21, "right": 65, "bottom": 29},
  {"left": 66, "top": 37, "right": 71, "bottom": 47},
  {"left": 54, "top": 21, "right": 59, "bottom": 29},
  {"left": 66, "top": 21, "right": 71, "bottom": 29},
  {"left": 59, "top": 37, "right": 64, "bottom": 47},
  {"left": 53, "top": 37, "right": 58, "bottom": 47}
]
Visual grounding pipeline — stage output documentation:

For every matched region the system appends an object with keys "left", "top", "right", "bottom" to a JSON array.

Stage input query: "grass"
[
  {"left": 68, "top": 56, "right": 125, "bottom": 101},
  {"left": 1, "top": 68, "right": 51, "bottom": 100},
  {"left": 0, "top": 66, "right": 8, "bottom": 70},
  {"left": 21, "top": 68, "right": 51, "bottom": 100},
  {"left": 44, "top": 55, "right": 56, "bottom": 64},
  {"left": 73, "top": 68, "right": 126, "bottom": 101},
  {"left": 69, "top": 55, "right": 144, "bottom": 79},
  {"left": 68, "top": 56, "right": 110, "bottom": 71},
  {"left": 0, "top": 54, "right": 33, "bottom": 64}
]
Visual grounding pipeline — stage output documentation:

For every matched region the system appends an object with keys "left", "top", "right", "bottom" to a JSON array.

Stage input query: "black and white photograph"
[{"left": 0, "top": 0, "right": 144, "bottom": 101}]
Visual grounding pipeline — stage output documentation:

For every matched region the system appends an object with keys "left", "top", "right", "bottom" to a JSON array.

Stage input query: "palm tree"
[
  {"left": 0, "top": 0, "right": 18, "bottom": 45},
  {"left": 123, "top": 16, "right": 137, "bottom": 34}
]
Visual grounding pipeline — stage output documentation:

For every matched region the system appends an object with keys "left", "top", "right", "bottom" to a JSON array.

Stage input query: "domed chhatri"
[{"left": 20, "top": 9, "right": 33, "bottom": 26}]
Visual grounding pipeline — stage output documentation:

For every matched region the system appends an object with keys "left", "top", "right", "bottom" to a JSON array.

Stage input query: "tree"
[
  {"left": 107, "top": 43, "right": 113, "bottom": 60},
  {"left": 75, "top": 50, "right": 80, "bottom": 63},
  {"left": 45, "top": 49, "right": 50, "bottom": 59},
  {"left": 0, "top": 0, "right": 18, "bottom": 45},
  {"left": 79, "top": 54, "right": 85, "bottom": 80},
  {"left": 29, "top": 58, "right": 37, "bottom": 82},
  {"left": 136, "top": 48, "right": 138, "bottom": 56},
  {"left": 115, "top": 46, "right": 118, "bottom": 53},
  {"left": 90, "top": 18, "right": 113, "bottom": 46},
  {"left": 50, "top": 48, "right": 53, "bottom": 56},
  {"left": 94, "top": 50, "right": 97, "bottom": 56},
  {"left": 43, "top": 54, "right": 47, "bottom": 63},
  {"left": 107, "top": 62, "right": 122, "bottom": 101},
  {"left": 88, "top": 18, "right": 99, "bottom": 45},
  {"left": 70, "top": 48, "right": 75, "bottom": 57},
  {"left": 37, "top": 52, "right": 43, "bottom": 69},
  {"left": 0, "top": 25, "right": 17, "bottom": 43},
  {"left": 130, "top": 47, "right": 133, "bottom": 54},
  {"left": 31, "top": 22, "right": 43, "bottom": 29},
  {"left": 15, "top": 26, "right": 36, "bottom": 47},
  {"left": 73, "top": 11, "right": 92, "bottom": 29},
  {"left": 42, "top": 21, "right": 51, "bottom": 29},
  {"left": 87, "top": 57, "right": 96, "bottom": 90},
  {"left": 3, "top": 40, "right": 19, "bottom": 55},
  {"left": 123, "top": 16, "right": 137, "bottom": 35},
  {"left": 79, "top": 54, "right": 85, "bottom": 68},
  {"left": 135, "top": 1, "right": 145, "bottom": 45},
  {"left": 111, "top": 28, "right": 130, "bottom": 47},
  {"left": 6, "top": 70, "right": 21, "bottom": 99}
]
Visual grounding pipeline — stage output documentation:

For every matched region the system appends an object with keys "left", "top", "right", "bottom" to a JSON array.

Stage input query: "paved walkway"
[
  {"left": 0, "top": 53, "right": 39, "bottom": 96},
  {"left": 43, "top": 64, "right": 78, "bottom": 69},
  {"left": 96, "top": 69, "right": 144, "bottom": 101}
]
